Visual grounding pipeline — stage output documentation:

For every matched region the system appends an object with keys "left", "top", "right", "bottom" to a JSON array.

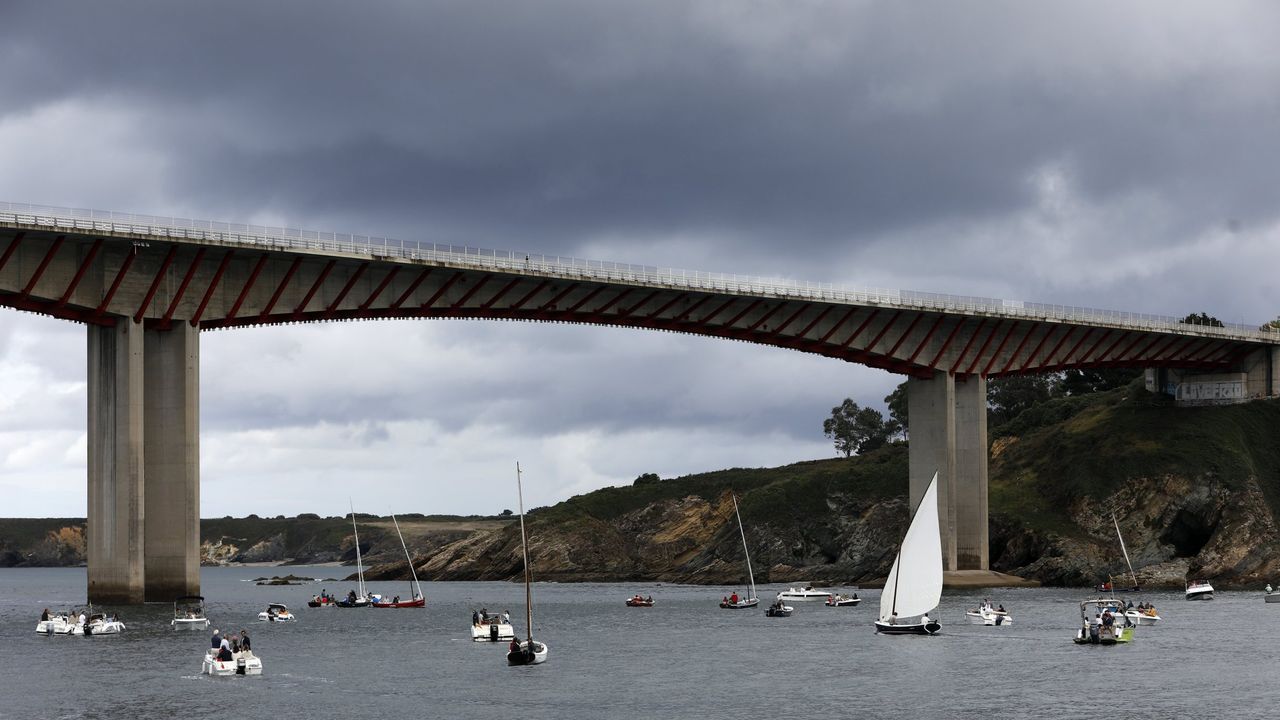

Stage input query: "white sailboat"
[
  {"left": 338, "top": 502, "right": 370, "bottom": 608},
  {"left": 372, "top": 514, "right": 426, "bottom": 607},
  {"left": 875, "top": 471, "right": 943, "bottom": 635},
  {"left": 507, "top": 462, "right": 548, "bottom": 666},
  {"left": 719, "top": 493, "right": 759, "bottom": 609}
]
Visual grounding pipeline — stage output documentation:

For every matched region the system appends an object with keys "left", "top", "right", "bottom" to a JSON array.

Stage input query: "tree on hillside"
[
  {"left": 987, "top": 374, "right": 1057, "bottom": 426},
  {"left": 885, "top": 381, "right": 908, "bottom": 440},
  {"left": 1055, "top": 368, "right": 1142, "bottom": 396},
  {"left": 1262, "top": 317, "right": 1280, "bottom": 332},
  {"left": 1180, "top": 312, "right": 1224, "bottom": 327},
  {"left": 822, "top": 399, "right": 892, "bottom": 457}
]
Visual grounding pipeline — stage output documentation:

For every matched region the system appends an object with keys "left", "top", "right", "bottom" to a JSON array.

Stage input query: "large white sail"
[{"left": 879, "top": 471, "right": 943, "bottom": 621}]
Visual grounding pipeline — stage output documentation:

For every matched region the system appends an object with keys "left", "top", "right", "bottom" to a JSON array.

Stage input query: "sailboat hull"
[
  {"left": 506, "top": 640, "right": 548, "bottom": 665},
  {"left": 874, "top": 619, "right": 941, "bottom": 635},
  {"left": 719, "top": 599, "right": 758, "bottom": 609},
  {"left": 371, "top": 598, "right": 425, "bottom": 608}
]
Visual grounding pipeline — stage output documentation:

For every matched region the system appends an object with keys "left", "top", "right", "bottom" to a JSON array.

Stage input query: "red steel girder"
[
  {"left": 698, "top": 297, "right": 739, "bottom": 325},
  {"left": 721, "top": 298, "right": 764, "bottom": 329},
  {"left": 538, "top": 282, "right": 580, "bottom": 312},
  {"left": 358, "top": 266, "right": 400, "bottom": 312},
  {"left": 1054, "top": 327, "right": 1094, "bottom": 368},
  {"left": 1091, "top": 330, "right": 1132, "bottom": 364},
  {"left": 480, "top": 275, "right": 522, "bottom": 310},
  {"left": 420, "top": 271, "right": 463, "bottom": 311},
  {"left": 884, "top": 312, "right": 925, "bottom": 359},
  {"left": 1123, "top": 333, "right": 1171, "bottom": 364},
  {"left": 159, "top": 247, "right": 207, "bottom": 328},
  {"left": 293, "top": 259, "right": 337, "bottom": 316},
  {"left": 645, "top": 292, "right": 688, "bottom": 321},
  {"left": 744, "top": 302, "right": 784, "bottom": 333},
  {"left": 391, "top": 268, "right": 432, "bottom": 310},
  {"left": 769, "top": 304, "right": 809, "bottom": 338},
  {"left": 934, "top": 317, "right": 977, "bottom": 371},
  {"left": 225, "top": 254, "right": 269, "bottom": 321},
  {"left": 1077, "top": 329, "right": 1117, "bottom": 364},
  {"left": 1154, "top": 336, "right": 1198, "bottom": 362},
  {"left": 564, "top": 284, "right": 606, "bottom": 314},
  {"left": 675, "top": 294, "right": 714, "bottom": 322},
  {"left": 862, "top": 310, "right": 904, "bottom": 354},
  {"left": 1104, "top": 332, "right": 1148, "bottom": 365},
  {"left": 510, "top": 279, "right": 550, "bottom": 311},
  {"left": 55, "top": 238, "right": 104, "bottom": 308},
  {"left": 588, "top": 288, "right": 631, "bottom": 317},
  {"left": 0, "top": 232, "right": 25, "bottom": 274},
  {"left": 190, "top": 250, "right": 235, "bottom": 327},
  {"left": 998, "top": 323, "right": 1039, "bottom": 374},
  {"left": 618, "top": 289, "right": 660, "bottom": 318},
  {"left": 450, "top": 274, "right": 492, "bottom": 310},
  {"left": 793, "top": 305, "right": 834, "bottom": 341},
  {"left": 325, "top": 262, "right": 369, "bottom": 317},
  {"left": 258, "top": 256, "right": 303, "bottom": 322},
  {"left": 133, "top": 245, "right": 178, "bottom": 324},
  {"left": 20, "top": 235, "right": 65, "bottom": 297},
  {"left": 834, "top": 307, "right": 876, "bottom": 346},
  {"left": 907, "top": 314, "right": 948, "bottom": 365},
  {"left": 963, "top": 319, "right": 1002, "bottom": 375},
  {"left": 1038, "top": 326, "right": 1081, "bottom": 369},
  {"left": 980, "top": 321, "right": 1019, "bottom": 376},
  {"left": 0, "top": 294, "right": 117, "bottom": 326}
]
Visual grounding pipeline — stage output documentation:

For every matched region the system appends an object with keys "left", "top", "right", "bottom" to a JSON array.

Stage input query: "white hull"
[
  {"left": 258, "top": 611, "right": 296, "bottom": 622},
  {"left": 35, "top": 617, "right": 75, "bottom": 635},
  {"left": 472, "top": 622, "right": 516, "bottom": 642},
  {"left": 72, "top": 620, "right": 125, "bottom": 635},
  {"left": 1186, "top": 589, "right": 1214, "bottom": 601},
  {"left": 507, "top": 640, "right": 548, "bottom": 665},
  {"left": 776, "top": 588, "right": 830, "bottom": 602},
  {"left": 1123, "top": 610, "right": 1161, "bottom": 625},
  {"left": 172, "top": 617, "right": 211, "bottom": 629},
  {"left": 1265, "top": 593, "right": 1280, "bottom": 603},
  {"left": 203, "top": 649, "right": 263, "bottom": 676},
  {"left": 965, "top": 610, "right": 1012, "bottom": 626}
]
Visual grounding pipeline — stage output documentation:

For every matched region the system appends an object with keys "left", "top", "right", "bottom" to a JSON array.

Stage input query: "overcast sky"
[{"left": 2, "top": 1, "right": 1278, "bottom": 517}]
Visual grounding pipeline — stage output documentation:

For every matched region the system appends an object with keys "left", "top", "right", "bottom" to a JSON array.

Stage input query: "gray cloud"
[{"left": 1, "top": 1, "right": 1279, "bottom": 515}]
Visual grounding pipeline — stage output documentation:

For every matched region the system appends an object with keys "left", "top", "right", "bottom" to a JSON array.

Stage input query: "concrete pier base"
[
  {"left": 87, "top": 323, "right": 146, "bottom": 604},
  {"left": 143, "top": 324, "right": 200, "bottom": 601},
  {"left": 87, "top": 321, "right": 201, "bottom": 604},
  {"left": 906, "top": 371, "right": 990, "bottom": 572}
]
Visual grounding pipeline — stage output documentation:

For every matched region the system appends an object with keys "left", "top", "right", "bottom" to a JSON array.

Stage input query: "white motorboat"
[
  {"left": 1073, "top": 599, "right": 1135, "bottom": 645},
  {"left": 258, "top": 603, "right": 296, "bottom": 622},
  {"left": 172, "top": 595, "right": 211, "bottom": 628},
  {"left": 36, "top": 611, "right": 75, "bottom": 635},
  {"left": 874, "top": 471, "right": 943, "bottom": 635},
  {"left": 776, "top": 586, "right": 830, "bottom": 602},
  {"left": 202, "top": 648, "right": 263, "bottom": 676},
  {"left": 1186, "top": 580, "right": 1215, "bottom": 601},
  {"left": 965, "top": 607, "right": 1012, "bottom": 626},
  {"left": 72, "top": 612, "right": 125, "bottom": 635},
  {"left": 825, "top": 593, "right": 861, "bottom": 607},
  {"left": 472, "top": 616, "right": 516, "bottom": 642},
  {"left": 1266, "top": 585, "right": 1280, "bottom": 603},
  {"left": 718, "top": 493, "right": 759, "bottom": 610},
  {"left": 765, "top": 600, "right": 793, "bottom": 617},
  {"left": 506, "top": 462, "right": 549, "bottom": 666}
]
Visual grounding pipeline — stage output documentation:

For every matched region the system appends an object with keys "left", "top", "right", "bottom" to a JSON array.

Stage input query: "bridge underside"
[{"left": 1, "top": 222, "right": 1277, "bottom": 599}]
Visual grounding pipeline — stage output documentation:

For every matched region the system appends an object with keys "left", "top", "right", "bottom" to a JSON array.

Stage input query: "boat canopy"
[{"left": 267, "top": 603, "right": 288, "bottom": 611}]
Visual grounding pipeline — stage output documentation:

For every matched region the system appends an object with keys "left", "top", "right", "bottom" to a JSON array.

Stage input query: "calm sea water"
[{"left": 1, "top": 567, "right": 1278, "bottom": 719}]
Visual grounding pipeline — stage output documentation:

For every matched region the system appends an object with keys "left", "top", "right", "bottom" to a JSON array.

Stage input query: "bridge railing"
[{"left": 2, "top": 201, "right": 1276, "bottom": 343}]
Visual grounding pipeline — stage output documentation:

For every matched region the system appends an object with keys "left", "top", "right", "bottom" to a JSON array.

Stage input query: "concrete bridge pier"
[
  {"left": 906, "top": 371, "right": 989, "bottom": 571},
  {"left": 87, "top": 322, "right": 200, "bottom": 604}
]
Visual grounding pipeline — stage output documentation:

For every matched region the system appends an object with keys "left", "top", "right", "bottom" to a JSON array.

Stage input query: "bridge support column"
[
  {"left": 87, "top": 322, "right": 146, "bottom": 604},
  {"left": 143, "top": 324, "right": 200, "bottom": 601},
  {"left": 907, "top": 371, "right": 956, "bottom": 571},
  {"left": 954, "top": 374, "right": 988, "bottom": 570}
]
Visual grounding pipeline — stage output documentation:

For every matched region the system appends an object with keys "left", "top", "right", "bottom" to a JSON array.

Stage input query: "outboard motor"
[
  {"left": 490, "top": 623, "right": 499, "bottom": 641},
  {"left": 236, "top": 658, "right": 247, "bottom": 675}
]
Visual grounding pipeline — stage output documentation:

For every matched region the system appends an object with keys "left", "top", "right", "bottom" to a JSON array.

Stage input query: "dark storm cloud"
[{"left": 8, "top": 0, "right": 1279, "bottom": 282}]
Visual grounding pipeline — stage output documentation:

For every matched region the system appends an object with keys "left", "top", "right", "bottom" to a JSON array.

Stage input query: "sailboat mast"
[
  {"left": 731, "top": 494, "right": 756, "bottom": 600},
  {"left": 349, "top": 501, "right": 366, "bottom": 597},
  {"left": 1113, "top": 513, "right": 1139, "bottom": 589},
  {"left": 517, "top": 462, "right": 533, "bottom": 643},
  {"left": 391, "top": 513, "right": 423, "bottom": 600}
]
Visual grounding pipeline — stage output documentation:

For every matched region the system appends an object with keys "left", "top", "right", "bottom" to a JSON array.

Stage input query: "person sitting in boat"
[
  {"left": 217, "top": 634, "right": 234, "bottom": 662},
  {"left": 997, "top": 604, "right": 1005, "bottom": 614},
  {"left": 509, "top": 637, "right": 521, "bottom": 653},
  {"left": 1101, "top": 610, "right": 1114, "bottom": 627},
  {"left": 481, "top": 608, "right": 489, "bottom": 622},
  {"left": 472, "top": 610, "right": 480, "bottom": 626},
  {"left": 889, "top": 612, "right": 898, "bottom": 625},
  {"left": 347, "top": 590, "right": 357, "bottom": 603},
  {"left": 393, "top": 596, "right": 400, "bottom": 604},
  {"left": 1126, "top": 600, "right": 1134, "bottom": 609},
  {"left": 230, "top": 632, "right": 241, "bottom": 652},
  {"left": 645, "top": 596, "right": 652, "bottom": 603}
]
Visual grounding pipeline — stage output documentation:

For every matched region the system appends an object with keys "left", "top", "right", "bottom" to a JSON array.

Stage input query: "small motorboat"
[
  {"left": 258, "top": 603, "right": 296, "bottom": 622},
  {"left": 1266, "top": 585, "right": 1280, "bottom": 603},
  {"left": 202, "top": 648, "right": 263, "bottom": 676},
  {"left": 765, "top": 601, "right": 793, "bottom": 617},
  {"left": 1109, "top": 602, "right": 1161, "bottom": 625},
  {"left": 1072, "top": 599, "right": 1135, "bottom": 645},
  {"left": 307, "top": 593, "right": 338, "bottom": 608},
  {"left": 472, "top": 615, "right": 516, "bottom": 642},
  {"left": 625, "top": 595, "right": 655, "bottom": 607},
  {"left": 36, "top": 611, "right": 75, "bottom": 635},
  {"left": 506, "top": 639, "right": 548, "bottom": 666},
  {"left": 1186, "top": 580, "right": 1215, "bottom": 601},
  {"left": 171, "top": 595, "right": 210, "bottom": 629},
  {"left": 72, "top": 611, "right": 125, "bottom": 635},
  {"left": 825, "top": 593, "right": 861, "bottom": 607},
  {"left": 776, "top": 585, "right": 830, "bottom": 602},
  {"left": 965, "top": 607, "right": 1012, "bottom": 626}
]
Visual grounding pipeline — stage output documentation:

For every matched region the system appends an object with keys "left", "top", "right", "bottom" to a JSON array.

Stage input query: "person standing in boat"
[
  {"left": 729, "top": 592, "right": 739, "bottom": 604},
  {"left": 240, "top": 629, "right": 251, "bottom": 652},
  {"left": 211, "top": 628, "right": 222, "bottom": 650},
  {"left": 502, "top": 610, "right": 511, "bottom": 624},
  {"left": 40, "top": 608, "right": 49, "bottom": 622}
]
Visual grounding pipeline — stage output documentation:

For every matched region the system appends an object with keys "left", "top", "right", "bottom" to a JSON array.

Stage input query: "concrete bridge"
[{"left": 2, "top": 202, "right": 1277, "bottom": 602}]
